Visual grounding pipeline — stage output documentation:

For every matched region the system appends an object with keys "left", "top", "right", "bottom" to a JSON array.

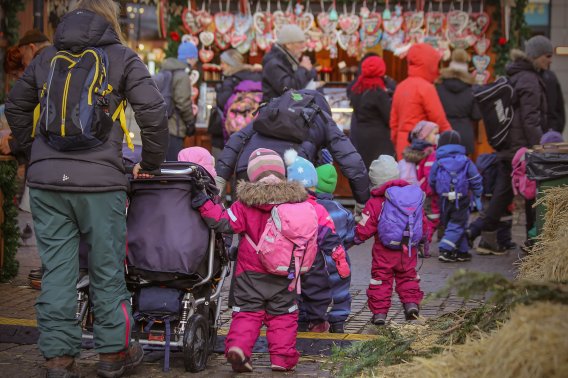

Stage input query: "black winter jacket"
[
  {"left": 5, "top": 9, "right": 168, "bottom": 192},
  {"left": 501, "top": 51, "right": 547, "bottom": 160},
  {"left": 261, "top": 44, "right": 316, "bottom": 101},
  {"left": 436, "top": 78, "right": 481, "bottom": 155},
  {"left": 541, "top": 69, "right": 565, "bottom": 133},
  {"left": 216, "top": 90, "right": 370, "bottom": 203},
  {"left": 349, "top": 88, "right": 394, "bottom": 169},
  {"left": 208, "top": 69, "right": 262, "bottom": 149}
]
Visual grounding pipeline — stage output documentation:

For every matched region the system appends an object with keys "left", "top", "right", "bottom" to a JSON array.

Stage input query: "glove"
[
  {"left": 191, "top": 181, "right": 209, "bottom": 209},
  {"left": 215, "top": 176, "right": 227, "bottom": 201},
  {"left": 354, "top": 202, "right": 365, "bottom": 223},
  {"left": 331, "top": 246, "right": 351, "bottom": 279},
  {"left": 474, "top": 197, "right": 483, "bottom": 212}
]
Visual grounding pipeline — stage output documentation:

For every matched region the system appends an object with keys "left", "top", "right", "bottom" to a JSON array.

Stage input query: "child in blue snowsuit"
[
  {"left": 314, "top": 164, "right": 355, "bottom": 333},
  {"left": 429, "top": 131, "right": 483, "bottom": 262}
]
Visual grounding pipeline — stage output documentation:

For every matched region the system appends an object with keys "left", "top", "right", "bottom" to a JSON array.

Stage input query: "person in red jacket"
[
  {"left": 390, "top": 43, "right": 451, "bottom": 159},
  {"left": 354, "top": 155, "right": 425, "bottom": 325}
]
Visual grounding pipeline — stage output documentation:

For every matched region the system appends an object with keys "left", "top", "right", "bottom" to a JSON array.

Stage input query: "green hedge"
[{"left": 0, "top": 159, "right": 20, "bottom": 282}]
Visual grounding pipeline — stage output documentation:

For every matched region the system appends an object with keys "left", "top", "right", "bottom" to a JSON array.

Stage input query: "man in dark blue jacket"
[{"left": 214, "top": 89, "right": 370, "bottom": 206}]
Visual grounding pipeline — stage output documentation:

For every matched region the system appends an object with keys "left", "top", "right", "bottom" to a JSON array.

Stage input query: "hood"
[
  {"left": 506, "top": 49, "right": 536, "bottom": 76},
  {"left": 371, "top": 179, "right": 409, "bottom": 197},
  {"left": 297, "top": 89, "right": 332, "bottom": 115},
  {"left": 436, "top": 144, "right": 466, "bottom": 159},
  {"left": 236, "top": 180, "right": 307, "bottom": 207},
  {"left": 438, "top": 67, "right": 474, "bottom": 85},
  {"left": 263, "top": 43, "right": 299, "bottom": 71},
  {"left": 161, "top": 57, "right": 189, "bottom": 71},
  {"left": 54, "top": 9, "right": 121, "bottom": 52},
  {"left": 402, "top": 146, "right": 429, "bottom": 164},
  {"left": 407, "top": 43, "right": 441, "bottom": 83},
  {"left": 439, "top": 77, "right": 471, "bottom": 93}
]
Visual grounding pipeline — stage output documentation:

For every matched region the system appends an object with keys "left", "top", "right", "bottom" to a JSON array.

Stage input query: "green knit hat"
[{"left": 315, "top": 164, "right": 338, "bottom": 194}]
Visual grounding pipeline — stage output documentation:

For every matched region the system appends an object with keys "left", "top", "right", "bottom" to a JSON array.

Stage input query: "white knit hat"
[
  {"left": 369, "top": 155, "right": 399, "bottom": 189},
  {"left": 277, "top": 24, "right": 306, "bottom": 44}
]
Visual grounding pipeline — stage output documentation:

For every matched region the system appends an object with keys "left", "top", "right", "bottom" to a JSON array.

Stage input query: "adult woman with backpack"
[
  {"left": 436, "top": 49, "right": 482, "bottom": 155},
  {"left": 208, "top": 49, "right": 262, "bottom": 157},
  {"left": 5, "top": 1, "right": 169, "bottom": 377},
  {"left": 349, "top": 55, "right": 395, "bottom": 169}
]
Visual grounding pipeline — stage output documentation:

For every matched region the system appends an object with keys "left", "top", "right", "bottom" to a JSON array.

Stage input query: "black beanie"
[{"left": 438, "top": 130, "right": 461, "bottom": 147}]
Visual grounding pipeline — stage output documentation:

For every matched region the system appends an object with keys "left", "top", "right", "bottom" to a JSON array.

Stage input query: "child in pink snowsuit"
[
  {"left": 354, "top": 155, "right": 425, "bottom": 325},
  {"left": 191, "top": 148, "right": 314, "bottom": 373},
  {"left": 177, "top": 146, "right": 217, "bottom": 177},
  {"left": 399, "top": 121, "right": 440, "bottom": 256}
]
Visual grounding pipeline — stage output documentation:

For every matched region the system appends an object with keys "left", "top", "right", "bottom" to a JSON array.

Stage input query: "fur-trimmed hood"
[
  {"left": 236, "top": 180, "right": 307, "bottom": 207},
  {"left": 507, "top": 49, "right": 537, "bottom": 76},
  {"left": 438, "top": 69, "right": 474, "bottom": 85},
  {"left": 402, "top": 146, "right": 431, "bottom": 164}
]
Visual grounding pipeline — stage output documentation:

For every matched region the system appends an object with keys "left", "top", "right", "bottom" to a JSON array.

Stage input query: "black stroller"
[{"left": 77, "top": 161, "right": 229, "bottom": 372}]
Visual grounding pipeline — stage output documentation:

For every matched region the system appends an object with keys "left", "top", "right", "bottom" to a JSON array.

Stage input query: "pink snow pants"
[
  {"left": 225, "top": 310, "right": 300, "bottom": 369},
  {"left": 367, "top": 247, "right": 424, "bottom": 314}
]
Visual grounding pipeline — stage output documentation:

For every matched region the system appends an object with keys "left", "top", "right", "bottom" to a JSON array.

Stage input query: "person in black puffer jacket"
[
  {"left": 208, "top": 49, "right": 262, "bottom": 156},
  {"left": 261, "top": 24, "right": 317, "bottom": 101},
  {"left": 436, "top": 49, "right": 482, "bottom": 155},
  {"left": 469, "top": 37, "right": 550, "bottom": 254},
  {"left": 215, "top": 89, "right": 370, "bottom": 206},
  {"left": 5, "top": 2, "right": 168, "bottom": 377}
]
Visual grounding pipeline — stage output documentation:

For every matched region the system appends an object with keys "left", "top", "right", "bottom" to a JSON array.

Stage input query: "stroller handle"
[{"left": 160, "top": 167, "right": 195, "bottom": 175}]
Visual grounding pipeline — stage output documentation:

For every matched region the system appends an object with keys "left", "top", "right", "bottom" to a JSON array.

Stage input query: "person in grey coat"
[
  {"left": 162, "top": 41, "right": 197, "bottom": 160},
  {"left": 4, "top": 2, "right": 168, "bottom": 377},
  {"left": 261, "top": 24, "right": 317, "bottom": 101},
  {"left": 436, "top": 49, "right": 481, "bottom": 155}
]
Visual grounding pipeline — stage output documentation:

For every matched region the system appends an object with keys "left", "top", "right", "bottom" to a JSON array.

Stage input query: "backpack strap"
[
  {"left": 243, "top": 233, "right": 260, "bottom": 252},
  {"left": 111, "top": 98, "right": 134, "bottom": 151},
  {"left": 32, "top": 83, "right": 48, "bottom": 138}
]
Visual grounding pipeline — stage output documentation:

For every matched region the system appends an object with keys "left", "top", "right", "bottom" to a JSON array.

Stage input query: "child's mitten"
[{"left": 331, "top": 246, "right": 351, "bottom": 278}]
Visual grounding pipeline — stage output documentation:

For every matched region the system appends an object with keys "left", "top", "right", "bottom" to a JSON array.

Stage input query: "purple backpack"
[
  {"left": 434, "top": 156, "right": 470, "bottom": 197},
  {"left": 378, "top": 185, "right": 425, "bottom": 254}
]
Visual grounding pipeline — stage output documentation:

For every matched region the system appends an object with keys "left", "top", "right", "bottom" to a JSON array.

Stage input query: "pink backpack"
[
  {"left": 245, "top": 202, "right": 318, "bottom": 293},
  {"left": 511, "top": 147, "right": 536, "bottom": 200}
]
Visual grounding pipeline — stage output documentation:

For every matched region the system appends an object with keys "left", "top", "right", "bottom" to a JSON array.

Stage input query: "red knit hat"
[{"left": 352, "top": 56, "right": 386, "bottom": 94}]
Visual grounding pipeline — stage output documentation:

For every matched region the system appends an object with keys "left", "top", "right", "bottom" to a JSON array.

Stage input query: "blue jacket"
[
  {"left": 429, "top": 144, "right": 483, "bottom": 198},
  {"left": 315, "top": 192, "right": 355, "bottom": 247},
  {"left": 216, "top": 90, "right": 371, "bottom": 203}
]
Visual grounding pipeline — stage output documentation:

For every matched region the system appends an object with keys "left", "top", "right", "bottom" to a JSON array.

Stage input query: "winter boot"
[
  {"left": 329, "top": 322, "right": 345, "bottom": 334},
  {"left": 45, "top": 355, "right": 82, "bottom": 378},
  {"left": 226, "top": 346, "right": 253, "bottom": 373},
  {"left": 371, "top": 313, "right": 387, "bottom": 326},
  {"left": 456, "top": 252, "right": 473, "bottom": 262},
  {"left": 403, "top": 303, "right": 419, "bottom": 320},
  {"left": 271, "top": 364, "right": 296, "bottom": 372},
  {"left": 438, "top": 249, "right": 457, "bottom": 262},
  {"left": 477, "top": 231, "right": 507, "bottom": 255},
  {"left": 97, "top": 342, "right": 144, "bottom": 378}
]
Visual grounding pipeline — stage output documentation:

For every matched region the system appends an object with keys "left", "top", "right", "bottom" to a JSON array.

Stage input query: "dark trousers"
[
  {"left": 482, "top": 159, "right": 514, "bottom": 231},
  {"left": 166, "top": 135, "right": 184, "bottom": 161},
  {"left": 298, "top": 252, "right": 331, "bottom": 324}
]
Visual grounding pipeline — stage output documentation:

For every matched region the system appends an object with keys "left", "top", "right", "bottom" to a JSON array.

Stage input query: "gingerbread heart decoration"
[
  {"left": 234, "top": 13, "right": 253, "bottom": 35},
  {"left": 426, "top": 12, "right": 444, "bottom": 36},
  {"left": 447, "top": 10, "right": 469, "bottom": 34},
  {"left": 381, "top": 30, "right": 404, "bottom": 51},
  {"left": 215, "top": 12, "right": 234, "bottom": 35},
  {"left": 236, "top": 33, "right": 253, "bottom": 54},
  {"left": 253, "top": 11, "right": 273, "bottom": 34},
  {"left": 447, "top": 28, "right": 477, "bottom": 49},
  {"left": 189, "top": 70, "right": 200, "bottom": 86},
  {"left": 256, "top": 32, "right": 273, "bottom": 51},
  {"left": 475, "top": 37, "right": 491, "bottom": 55},
  {"left": 361, "top": 12, "right": 382, "bottom": 35},
  {"left": 272, "top": 10, "right": 288, "bottom": 31},
  {"left": 406, "top": 29, "right": 425, "bottom": 44},
  {"left": 215, "top": 30, "right": 231, "bottom": 49},
  {"left": 199, "top": 31, "right": 214, "bottom": 47},
  {"left": 297, "top": 12, "right": 315, "bottom": 33},
  {"left": 383, "top": 14, "right": 403, "bottom": 35},
  {"left": 199, "top": 48, "right": 214, "bottom": 63},
  {"left": 338, "top": 14, "right": 360, "bottom": 35},
  {"left": 317, "top": 12, "right": 338, "bottom": 34},
  {"left": 404, "top": 11, "right": 424, "bottom": 32},
  {"left": 231, "top": 32, "right": 248, "bottom": 48},
  {"left": 182, "top": 8, "right": 203, "bottom": 35},
  {"left": 474, "top": 70, "right": 490, "bottom": 84},
  {"left": 472, "top": 55, "right": 491, "bottom": 72},
  {"left": 336, "top": 30, "right": 351, "bottom": 50},
  {"left": 468, "top": 12, "right": 490, "bottom": 38},
  {"left": 196, "top": 10, "right": 213, "bottom": 29}
]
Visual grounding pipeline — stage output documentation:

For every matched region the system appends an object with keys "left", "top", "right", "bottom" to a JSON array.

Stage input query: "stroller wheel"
[{"left": 183, "top": 313, "right": 209, "bottom": 372}]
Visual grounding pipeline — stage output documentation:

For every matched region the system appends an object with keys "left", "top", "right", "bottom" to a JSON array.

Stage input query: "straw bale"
[
  {"left": 377, "top": 302, "right": 568, "bottom": 378},
  {"left": 518, "top": 186, "right": 568, "bottom": 282}
]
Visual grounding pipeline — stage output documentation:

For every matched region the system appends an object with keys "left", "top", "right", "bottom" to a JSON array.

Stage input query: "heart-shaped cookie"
[
  {"left": 234, "top": 13, "right": 253, "bottom": 35},
  {"left": 215, "top": 30, "right": 231, "bottom": 49},
  {"left": 361, "top": 12, "right": 382, "bottom": 35},
  {"left": 474, "top": 69, "right": 490, "bottom": 84},
  {"left": 189, "top": 70, "right": 200, "bottom": 86},
  {"left": 336, "top": 30, "right": 351, "bottom": 50},
  {"left": 447, "top": 28, "right": 477, "bottom": 49},
  {"left": 406, "top": 29, "right": 425, "bottom": 44},
  {"left": 196, "top": 9, "right": 213, "bottom": 29},
  {"left": 272, "top": 10, "right": 294, "bottom": 31},
  {"left": 236, "top": 34, "right": 252, "bottom": 54},
  {"left": 182, "top": 8, "right": 202, "bottom": 34},
  {"left": 361, "top": 30, "right": 383, "bottom": 48},
  {"left": 468, "top": 12, "right": 490, "bottom": 38},
  {"left": 338, "top": 14, "right": 360, "bottom": 35},
  {"left": 215, "top": 12, "right": 234, "bottom": 35},
  {"left": 199, "top": 48, "right": 214, "bottom": 63},
  {"left": 475, "top": 37, "right": 491, "bottom": 55},
  {"left": 317, "top": 12, "right": 338, "bottom": 34},
  {"left": 199, "top": 31, "right": 214, "bottom": 47},
  {"left": 404, "top": 11, "right": 424, "bottom": 32},
  {"left": 426, "top": 12, "right": 444, "bottom": 36},
  {"left": 231, "top": 32, "right": 248, "bottom": 48},
  {"left": 256, "top": 32, "right": 273, "bottom": 51},
  {"left": 383, "top": 14, "right": 403, "bottom": 35},
  {"left": 297, "top": 12, "right": 315, "bottom": 33},
  {"left": 381, "top": 30, "right": 404, "bottom": 51},
  {"left": 472, "top": 54, "right": 491, "bottom": 72},
  {"left": 447, "top": 10, "right": 469, "bottom": 34},
  {"left": 253, "top": 11, "right": 272, "bottom": 34}
]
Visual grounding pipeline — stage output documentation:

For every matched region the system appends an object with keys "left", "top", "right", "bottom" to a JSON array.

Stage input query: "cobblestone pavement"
[{"left": 0, "top": 209, "right": 526, "bottom": 377}]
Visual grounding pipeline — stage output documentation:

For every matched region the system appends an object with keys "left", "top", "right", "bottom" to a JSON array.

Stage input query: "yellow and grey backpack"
[{"left": 33, "top": 47, "right": 133, "bottom": 151}]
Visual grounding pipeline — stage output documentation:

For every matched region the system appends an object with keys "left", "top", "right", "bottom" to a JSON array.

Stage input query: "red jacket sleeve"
[
  {"left": 355, "top": 198, "right": 381, "bottom": 242},
  {"left": 422, "top": 84, "right": 451, "bottom": 132},
  {"left": 197, "top": 199, "right": 247, "bottom": 234}
]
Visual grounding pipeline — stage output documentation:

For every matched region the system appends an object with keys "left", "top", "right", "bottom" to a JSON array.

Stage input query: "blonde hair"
[{"left": 74, "top": 0, "right": 126, "bottom": 44}]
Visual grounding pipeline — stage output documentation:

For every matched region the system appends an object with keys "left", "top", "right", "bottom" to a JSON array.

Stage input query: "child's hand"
[{"left": 332, "top": 247, "right": 350, "bottom": 279}]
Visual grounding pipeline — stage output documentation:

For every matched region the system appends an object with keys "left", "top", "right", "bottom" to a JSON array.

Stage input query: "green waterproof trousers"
[{"left": 30, "top": 188, "right": 133, "bottom": 359}]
